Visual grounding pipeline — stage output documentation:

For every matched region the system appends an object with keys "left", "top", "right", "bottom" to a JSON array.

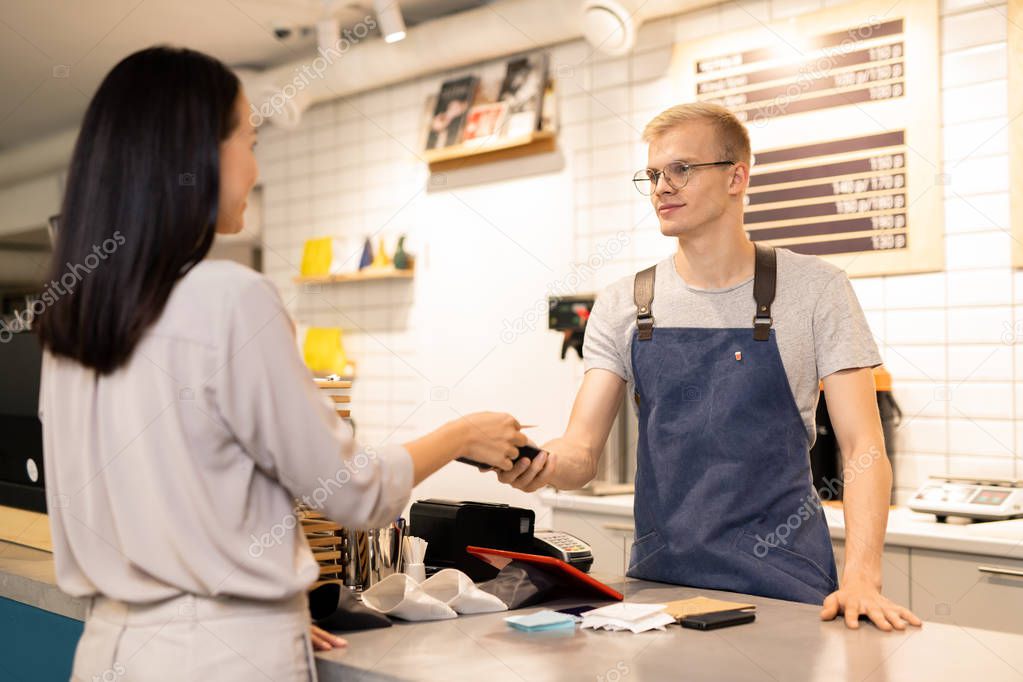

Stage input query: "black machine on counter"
[
  {"left": 409, "top": 499, "right": 593, "bottom": 580},
  {"left": 0, "top": 330, "right": 46, "bottom": 513},
  {"left": 548, "top": 295, "right": 594, "bottom": 359},
  {"left": 809, "top": 367, "right": 901, "bottom": 505}
]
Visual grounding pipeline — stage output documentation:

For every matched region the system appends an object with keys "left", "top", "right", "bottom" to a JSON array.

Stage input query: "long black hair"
[{"left": 36, "top": 46, "right": 240, "bottom": 374}]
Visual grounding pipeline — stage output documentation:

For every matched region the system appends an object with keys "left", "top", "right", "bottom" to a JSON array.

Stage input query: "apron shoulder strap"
[
  {"left": 634, "top": 265, "right": 657, "bottom": 341},
  {"left": 752, "top": 243, "right": 777, "bottom": 341}
]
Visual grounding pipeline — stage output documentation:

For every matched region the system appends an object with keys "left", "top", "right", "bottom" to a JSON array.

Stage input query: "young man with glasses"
[{"left": 499, "top": 102, "right": 921, "bottom": 631}]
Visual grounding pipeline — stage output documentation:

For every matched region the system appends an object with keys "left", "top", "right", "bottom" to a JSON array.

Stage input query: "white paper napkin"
[
  {"left": 361, "top": 573, "right": 457, "bottom": 621},
  {"left": 580, "top": 602, "right": 674, "bottom": 633}
]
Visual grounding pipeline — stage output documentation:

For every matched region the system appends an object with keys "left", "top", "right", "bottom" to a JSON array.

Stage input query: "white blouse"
[{"left": 39, "top": 259, "right": 412, "bottom": 602}]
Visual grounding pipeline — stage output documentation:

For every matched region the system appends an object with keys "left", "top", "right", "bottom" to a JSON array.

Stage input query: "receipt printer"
[{"left": 409, "top": 499, "right": 535, "bottom": 581}]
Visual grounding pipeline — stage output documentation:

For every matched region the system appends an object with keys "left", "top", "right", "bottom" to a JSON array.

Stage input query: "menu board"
[
  {"left": 672, "top": 0, "right": 942, "bottom": 277},
  {"left": 744, "top": 130, "right": 909, "bottom": 256}
]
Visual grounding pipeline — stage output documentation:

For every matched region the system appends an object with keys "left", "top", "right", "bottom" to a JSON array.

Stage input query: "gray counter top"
[
  {"left": 0, "top": 540, "right": 85, "bottom": 620},
  {"left": 6, "top": 540, "right": 1023, "bottom": 682},
  {"left": 313, "top": 577, "right": 1023, "bottom": 682}
]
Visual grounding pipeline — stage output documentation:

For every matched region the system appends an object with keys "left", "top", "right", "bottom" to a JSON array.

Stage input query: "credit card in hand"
[{"left": 457, "top": 444, "right": 542, "bottom": 471}]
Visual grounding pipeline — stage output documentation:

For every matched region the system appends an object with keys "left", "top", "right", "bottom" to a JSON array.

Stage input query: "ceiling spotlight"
[{"left": 373, "top": 0, "right": 407, "bottom": 43}]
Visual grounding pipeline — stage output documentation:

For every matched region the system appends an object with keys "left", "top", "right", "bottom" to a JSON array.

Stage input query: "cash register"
[{"left": 409, "top": 499, "right": 594, "bottom": 580}]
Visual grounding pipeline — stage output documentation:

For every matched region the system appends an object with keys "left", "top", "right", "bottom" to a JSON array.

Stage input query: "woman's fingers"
[
  {"left": 461, "top": 412, "right": 533, "bottom": 470},
  {"left": 310, "top": 625, "right": 347, "bottom": 650}
]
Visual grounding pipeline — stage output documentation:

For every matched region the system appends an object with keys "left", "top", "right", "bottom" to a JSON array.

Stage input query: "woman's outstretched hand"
[{"left": 457, "top": 412, "right": 529, "bottom": 472}]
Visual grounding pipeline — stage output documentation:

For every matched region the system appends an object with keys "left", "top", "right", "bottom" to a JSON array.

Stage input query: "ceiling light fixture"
[
  {"left": 581, "top": 0, "right": 644, "bottom": 56},
  {"left": 373, "top": 0, "right": 407, "bottom": 43}
]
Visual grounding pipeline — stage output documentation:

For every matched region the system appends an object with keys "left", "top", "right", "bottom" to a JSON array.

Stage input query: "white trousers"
[{"left": 71, "top": 592, "right": 317, "bottom": 682}]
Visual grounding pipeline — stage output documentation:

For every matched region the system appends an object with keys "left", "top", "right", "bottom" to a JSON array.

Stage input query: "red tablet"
[{"left": 466, "top": 546, "right": 624, "bottom": 601}]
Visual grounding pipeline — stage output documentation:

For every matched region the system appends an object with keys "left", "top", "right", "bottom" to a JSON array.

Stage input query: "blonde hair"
[{"left": 642, "top": 103, "right": 751, "bottom": 166}]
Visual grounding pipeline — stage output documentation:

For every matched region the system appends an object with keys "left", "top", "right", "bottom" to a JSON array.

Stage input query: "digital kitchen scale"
[{"left": 908, "top": 476, "right": 1023, "bottom": 522}]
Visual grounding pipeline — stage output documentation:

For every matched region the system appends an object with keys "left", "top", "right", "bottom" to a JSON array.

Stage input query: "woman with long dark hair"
[{"left": 36, "top": 46, "right": 527, "bottom": 681}]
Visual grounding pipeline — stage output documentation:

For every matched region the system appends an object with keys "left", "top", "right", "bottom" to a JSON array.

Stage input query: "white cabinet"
[
  {"left": 551, "top": 508, "right": 634, "bottom": 577},
  {"left": 910, "top": 549, "right": 1023, "bottom": 634},
  {"left": 832, "top": 540, "right": 912, "bottom": 607}
]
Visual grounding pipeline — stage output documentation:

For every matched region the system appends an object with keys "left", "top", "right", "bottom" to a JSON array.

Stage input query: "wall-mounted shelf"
[
  {"left": 316, "top": 378, "right": 353, "bottom": 420},
  {"left": 314, "top": 379, "right": 352, "bottom": 389},
  {"left": 293, "top": 268, "right": 414, "bottom": 285},
  {"left": 424, "top": 130, "right": 556, "bottom": 173}
]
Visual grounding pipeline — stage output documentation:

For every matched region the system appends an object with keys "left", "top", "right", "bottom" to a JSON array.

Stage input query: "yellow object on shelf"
[
  {"left": 371, "top": 237, "right": 392, "bottom": 268},
  {"left": 303, "top": 327, "right": 349, "bottom": 375},
  {"left": 301, "top": 237, "right": 334, "bottom": 277}
]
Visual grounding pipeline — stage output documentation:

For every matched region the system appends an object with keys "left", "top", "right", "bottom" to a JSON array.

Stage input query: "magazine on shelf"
[
  {"left": 497, "top": 53, "right": 549, "bottom": 138},
  {"left": 462, "top": 102, "right": 509, "bottom": 145},
  {"left": 424, "top": 75, "right": 479, "bottom": 150}
]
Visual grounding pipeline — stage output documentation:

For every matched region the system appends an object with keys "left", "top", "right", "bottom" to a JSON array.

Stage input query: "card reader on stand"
[{"left": 533, "top": 530, "right": 594, "bottom": 573}]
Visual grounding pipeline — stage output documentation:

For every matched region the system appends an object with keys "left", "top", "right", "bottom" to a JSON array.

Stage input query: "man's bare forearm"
[
  {"left": 839, "top": 435, "right": 892, "bottom": 587},
  {"left": 499, "top": 369, "right": 624, "bottom": 493},
  {"left": 541, "top": 435, "right": 599, "bottom": 490}
]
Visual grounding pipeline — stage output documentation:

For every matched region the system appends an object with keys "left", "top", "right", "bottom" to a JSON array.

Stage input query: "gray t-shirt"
[{"left": 583, "top": 248, "right": 881, "bottom": 446}]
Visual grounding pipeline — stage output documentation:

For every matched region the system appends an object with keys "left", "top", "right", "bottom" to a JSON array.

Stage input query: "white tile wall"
[{"left": 256, "top": 0, "right": 1017, "bottom": 511}]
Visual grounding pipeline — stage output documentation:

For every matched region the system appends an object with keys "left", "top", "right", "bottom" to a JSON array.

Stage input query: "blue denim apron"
[{"left": 626, "top": 245, "right": 838, "bottom": 604}]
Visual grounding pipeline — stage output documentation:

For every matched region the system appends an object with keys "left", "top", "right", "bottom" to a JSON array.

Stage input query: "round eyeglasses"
[{"left": 632, "top": 160, "right": 735, "bottom": 196}]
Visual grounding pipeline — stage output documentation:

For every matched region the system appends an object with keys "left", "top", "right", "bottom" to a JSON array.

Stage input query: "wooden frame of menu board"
[
  {"left": 670, "top": 0, "right": 942, "bottom": 277},
  {"left": 1011, "top": 0, "right": 1023, "bottom": 267}
]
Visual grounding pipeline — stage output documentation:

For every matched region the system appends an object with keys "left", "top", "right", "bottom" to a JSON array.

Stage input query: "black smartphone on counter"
[{"left": 680, "top": 609, "right": 756, "bottom": 631}]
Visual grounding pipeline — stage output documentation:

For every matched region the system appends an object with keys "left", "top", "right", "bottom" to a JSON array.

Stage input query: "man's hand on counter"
[
  {"left": 311, "top": 625, "right": 348, "bottom": 651},
  {"left": 819, "top": 577, "right": 923, "bottom": 631}
]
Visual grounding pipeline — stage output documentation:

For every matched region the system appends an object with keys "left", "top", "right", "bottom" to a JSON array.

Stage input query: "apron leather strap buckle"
[
  {"left": 752, "top": 244, "right": 777, "bottom": 342},
  {"left": 637, "top": 310, "right": 654, "bottom": 341},
  {"left": 634, "top": 265, "right": 657, "bottom": 342}
]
